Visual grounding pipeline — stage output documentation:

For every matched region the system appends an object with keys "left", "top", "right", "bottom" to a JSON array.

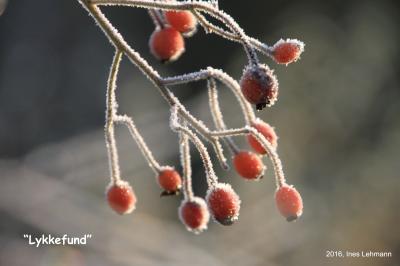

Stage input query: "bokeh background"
[{"left": 0, "top": 0, "right": 399, "bottom": 265}]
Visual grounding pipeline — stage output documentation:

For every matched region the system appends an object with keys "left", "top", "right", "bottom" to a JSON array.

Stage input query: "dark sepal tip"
[
  {"left": 286, "top": 215, "right": 298, "bottom": 222},
  {"left": 217, "top": 217, "right": 236, "bottom": 226},
  {"left": 160, "top": 189, "right": 181, "bottom": 197},
  {"left": 256, "top": 102, "right": 267, "bottom": 110},
  {"left": 160, "top": 58, "right": 170, "bottom": 64}
]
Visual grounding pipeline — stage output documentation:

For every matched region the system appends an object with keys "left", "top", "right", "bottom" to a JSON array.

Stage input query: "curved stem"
[
  {"left": 207, "top": 78, "right": 239, "bottom": 155},
  {"left": 179, "top": 131, "right": 194, "bottom": 200},
  {"left": 115, "top": 115, "right": 162, "bottom": 173},
  {"left": 105, "top": 50, "right": 123, "bottom": 183},
  {"left": 148, "top": 9, "right": 165, "bottom": 28}
]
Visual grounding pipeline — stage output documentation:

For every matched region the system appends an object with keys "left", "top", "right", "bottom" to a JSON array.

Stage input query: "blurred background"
[{"left": 0, "top": 0, "right": 399, "bottom": 265}]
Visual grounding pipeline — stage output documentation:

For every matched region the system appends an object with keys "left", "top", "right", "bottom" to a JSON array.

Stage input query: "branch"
[
  {"left": 81, "top": 0, "right": 289, "bottom": 190},
  {"left": 80, "top": 0, "right": 231, "bottom": 169},
  {"left": 89, "top": 0, "right": 259, "bottom": 64},
  {"left": 163, "top": 67, "right": 256, "bottom": 124}
]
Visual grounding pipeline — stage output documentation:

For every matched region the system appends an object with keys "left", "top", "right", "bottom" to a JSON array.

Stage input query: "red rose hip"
[
  {"left": 240, "top": 64, "right": 279, "bottom": 110},
  {"left": 275, "top": 184, "right": 303, "bottom": 221},
  {"left": 106, "top": 180, "right": 136, "bottom": 215},
  {"left": 272, "top": 39, "right": 304, "bottom": 65},
  {"left": 149, "top": 27, "right": 185, "bottom": 62},
  {"left": 165, "top": 10, "right": 197, "bottom": 35},
  {"left": 179, "top": 197, "right": 210, "bottom": 234},
  {"left": 157, "top": 167, "right": 182, "bottom": 194},
  {"left": 233, "top": 150, "right": 265, "bottom": 180},
  {"left": 206, "top": 183, "right": 241, "bottom": 225},
  {"left": 247, "top": 119, "right": 278, "bottom": 154}
]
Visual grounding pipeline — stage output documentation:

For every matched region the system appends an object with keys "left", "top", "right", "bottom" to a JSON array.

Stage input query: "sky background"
[{"left": 0, "top": 0, "right": 399, "bottom": 265}]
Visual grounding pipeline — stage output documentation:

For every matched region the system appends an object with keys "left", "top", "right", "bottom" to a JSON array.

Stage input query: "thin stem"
[
  {"left": 148, "top": 9, "right": 165, "bottom": 28},
  {"left": 115, "top": 114, "right": 162, "bottom": 173},
  {"left": 105, "top": 50, "right": 123, "bottom": 183},
  {"left": 211, "top": 139, "right": 229, "bottom": 170},
  {"left": 179, "top": 131, "right": 194, "bottom": 200},
  {"left": 192, "top": 10, "right": 273, "bottom": 58},
  {"left": 170, "top": 106, "right": 218, "bottom": 188},
  {"left": 207, "top": 78, "right": 239, "bottom": 155}
]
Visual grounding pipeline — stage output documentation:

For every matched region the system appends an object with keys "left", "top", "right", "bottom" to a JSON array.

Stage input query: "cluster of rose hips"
[
  {"left": 149, "top": 10, "right": 197, "bottom": 62},
  {"left": 106, "top": 117, "right": 303, "bottom": 232},
  {"left": 80, "top": 0, "right": 305, "bottom": 234}
]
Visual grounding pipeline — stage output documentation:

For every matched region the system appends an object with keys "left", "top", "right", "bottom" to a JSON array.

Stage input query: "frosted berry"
[
  {"left": 149, "top": 27, "right": 185, "bottom": 62},
  {"left": 179, "top": 197, "right": 210, "bottom": 234},
  {"left": 233, "top": 150, "right": 265, "bottom": 180},
  {"left": 240, "top": 64, "right": 279, "bottom": 110},
  {"left": 206, "top": 183, "right": 241, "bottom": 225},
  {"left": 106, "top": 180, "right": 136, "bottom": 215},
  {"left": 247, "top": 119, "right": 278, "bottom": 154},
  {"left": 272, "top": 39, "right": 304, "bottom": 65},
  {"left": 275, "top": 184, "right": 303, "bottom": 221},
  {"left": 165, "top": 11, "right": 197, "bottom": 35},
  {"left": 157, "top": 167, "right": 182, "bottom": 195}
]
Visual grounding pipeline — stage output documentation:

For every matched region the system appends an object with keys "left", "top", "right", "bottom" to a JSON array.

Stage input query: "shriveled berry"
[
  {"left": 247, "top": 119, "right": 278, "bottom": 154},
  {"left": 179, "top": 197, "right": 210, "bottom": 234},
  {"left": 233, "top": 150, "right": 265, "bottom": 180},
  {"left": 165, "top": 10, "right": 197, "bottom": 35},
  {"left": 149, "top": 27, "right": 185, "bottom": 62},
  {"left": 157, "top": 167, "right": 182, "bottom": 194},
  {"left": 240, "top": 64, "right": 279, "bottom": 110},
  {"left": 206, "top": 183, "right": 241, "bottom": 225},
  {"left": 106, "top": 180, "right": 136, "bottom": 215},
  {"left": 272, "top": 39, "right": 304, "bottom": 65},
  {"left": 275, "top": 184, "right": 303, "bottom": 221}
]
